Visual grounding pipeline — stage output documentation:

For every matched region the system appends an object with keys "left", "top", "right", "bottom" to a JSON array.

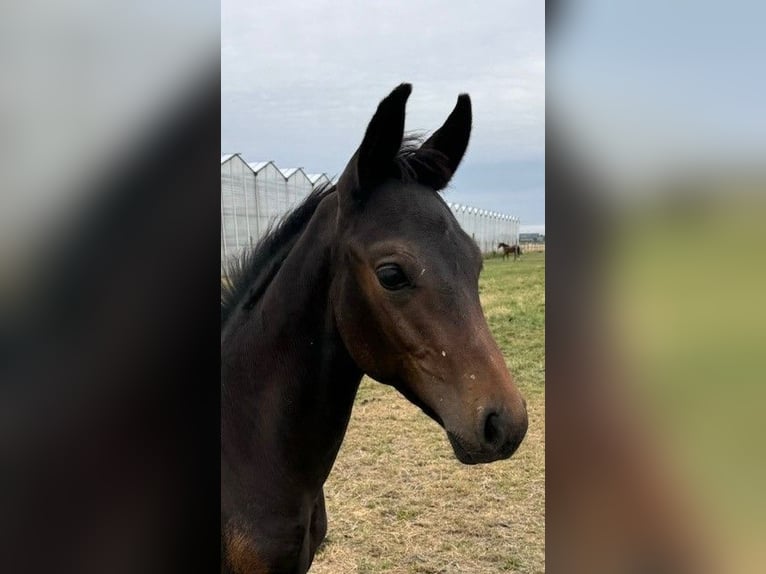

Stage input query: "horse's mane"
[
  {"left": 221, "top": 181, "right": 336, "bottom": 327},
  {"left": 221, "top": 134, "right": 451, "bottom": 329},
  {"left": 392, "top": 134, "right": 452, "bottom": 185}
]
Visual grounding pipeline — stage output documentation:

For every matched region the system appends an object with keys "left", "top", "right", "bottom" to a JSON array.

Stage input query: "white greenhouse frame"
[{"left": 222, "top": 155, "right": 521, "bottom": 272}]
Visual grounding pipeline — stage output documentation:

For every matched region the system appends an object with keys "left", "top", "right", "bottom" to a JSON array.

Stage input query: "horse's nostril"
[{"left": 483, "top": 412, "right": 504, "bottom": 447}]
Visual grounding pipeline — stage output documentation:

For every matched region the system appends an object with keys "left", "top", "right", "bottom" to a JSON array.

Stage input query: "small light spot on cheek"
[
  {"left": 470, "top": 374, "right": 476, "bottom": 380},
  {"left": 441, "top": 350, "right": 447, "bottom": 357},
  {"left": 420, "top": 268, "right": 426, "bottom": 277}
]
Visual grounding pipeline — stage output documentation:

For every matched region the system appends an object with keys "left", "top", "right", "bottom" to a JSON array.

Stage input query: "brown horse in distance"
[
  {"left": 221, "top": 84, "right": 528, "bottom": 573},
  {"left": 498, "top": 242, "right": 522, "bottom": 260}
]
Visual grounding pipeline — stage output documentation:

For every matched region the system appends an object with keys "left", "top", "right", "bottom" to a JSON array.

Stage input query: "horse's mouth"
[
  {"left": 446, "top": 431, "right": 516, "bottom": 465},
  {"left": 388, "top": 378, "right": 521, "bottom": 464}
]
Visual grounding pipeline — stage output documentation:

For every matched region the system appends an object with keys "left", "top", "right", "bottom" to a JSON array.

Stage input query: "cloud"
[{"left": 222, "top": 0, "right": 545, "bottom": 224}]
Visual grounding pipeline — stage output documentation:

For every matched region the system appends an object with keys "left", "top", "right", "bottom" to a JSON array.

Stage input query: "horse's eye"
[{"left": 376, "top": 264, "right": 410, "bottom": 290}]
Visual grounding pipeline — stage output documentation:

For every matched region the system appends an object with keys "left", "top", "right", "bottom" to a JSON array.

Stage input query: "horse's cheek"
[{"left": 223, "top": 527, "right": 268, "bottom": 574}]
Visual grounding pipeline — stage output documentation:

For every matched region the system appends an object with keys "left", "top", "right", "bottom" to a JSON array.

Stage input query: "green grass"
[
  {"left": 607, "top": 203, "right": 766, "bottom": 570},
  {"left": 480, "top": 253, "right": 546, "bottom": 398},
  {"left": 312, "top": 252, "right": 545, "bottom": 573}
]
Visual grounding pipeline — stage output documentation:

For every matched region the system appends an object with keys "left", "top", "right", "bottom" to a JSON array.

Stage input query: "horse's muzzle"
[{"left": 447, "top": 405, "right": 528, "bottom": 465}]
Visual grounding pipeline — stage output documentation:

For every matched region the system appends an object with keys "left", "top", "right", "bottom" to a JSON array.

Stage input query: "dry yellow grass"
[{"left": 311, "top": 254, "right": 545, "bottom": 573}]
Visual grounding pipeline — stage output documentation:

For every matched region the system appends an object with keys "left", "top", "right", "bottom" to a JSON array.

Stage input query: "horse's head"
[{"left": 331, "top": 84, "right": 527, "bottom": 464}]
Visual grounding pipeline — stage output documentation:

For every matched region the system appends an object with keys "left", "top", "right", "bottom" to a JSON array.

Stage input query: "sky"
[
  {"left": 221, "top": 0, "right": 544, "bottom": 231},
  {"left": 550, "top": 1, "right": 766, "bottom": 197}
]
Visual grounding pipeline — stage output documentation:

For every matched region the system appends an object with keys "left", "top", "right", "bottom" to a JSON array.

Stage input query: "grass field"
[{"left": 311, "top": 252, "right": 545, "bottom": 573}]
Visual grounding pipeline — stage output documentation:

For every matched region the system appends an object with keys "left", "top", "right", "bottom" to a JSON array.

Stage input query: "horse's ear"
[
  {"left": 337, "top": 83, "right": 411, "bottom": 206},
  {"left": 414, "top": 94, "right": 472, "bottom": 190}
]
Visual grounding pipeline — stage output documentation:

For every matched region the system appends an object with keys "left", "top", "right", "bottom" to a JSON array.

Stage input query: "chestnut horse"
[
  {"left": 221, "top": 84, "right": 528, "bottom": 573},
  {"left": 498, "top": 242, "right": 522, "bottom": 261}
]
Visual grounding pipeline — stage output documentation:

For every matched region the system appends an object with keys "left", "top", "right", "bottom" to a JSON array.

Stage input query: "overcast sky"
[
  {"left": 551, "top": 1, "right": 766, "bottom": 196},
  {"left": 222, "top": 0, "right": 544, "bottom": 231}
]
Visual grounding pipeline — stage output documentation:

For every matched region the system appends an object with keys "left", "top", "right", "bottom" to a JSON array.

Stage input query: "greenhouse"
[{"left": 222, "top": 154, "right": 520, "bottom": 270}]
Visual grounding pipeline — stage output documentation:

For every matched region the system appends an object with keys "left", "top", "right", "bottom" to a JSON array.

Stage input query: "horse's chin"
[
  {"left": 384, "top": 378, "right": 445, "bottom": 427},
  {"left": 378, "top": 378, "right": 513, "bottom": 465},
  {"left": 446, "top": 431, "right": 513, "bottom": 465}
]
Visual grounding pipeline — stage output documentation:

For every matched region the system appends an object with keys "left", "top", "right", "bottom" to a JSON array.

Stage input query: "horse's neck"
[{"left": 222, "top": 199, "right": 363, "bottom": 502}]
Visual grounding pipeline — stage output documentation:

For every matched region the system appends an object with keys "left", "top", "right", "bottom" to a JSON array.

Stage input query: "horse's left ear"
[{"left": 415, "top": 94, "right": 472, "bottom": 190}]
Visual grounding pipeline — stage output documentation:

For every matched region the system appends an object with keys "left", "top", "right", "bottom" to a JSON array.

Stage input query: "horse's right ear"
[{"left": 336, "top": 83, "right": 411, "bottom": 210}]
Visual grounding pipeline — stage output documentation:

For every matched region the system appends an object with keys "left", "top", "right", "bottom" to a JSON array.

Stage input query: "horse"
[
  {"left": 221, "top": 84, "right": 528, "bottom": 573},
  {"left": 498, "top": 242, "right": 522, "bottom": 261}
]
